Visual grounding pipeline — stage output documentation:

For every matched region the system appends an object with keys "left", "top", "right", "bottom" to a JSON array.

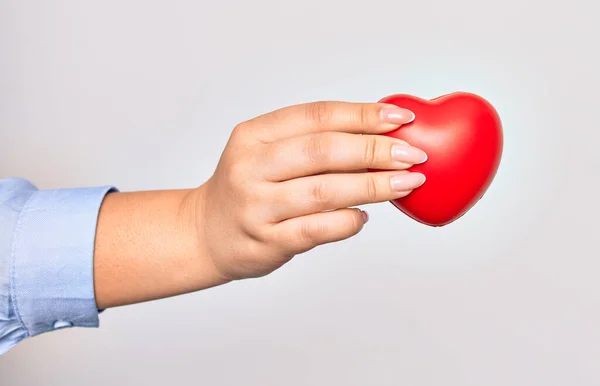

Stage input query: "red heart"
[{"left": 378, "top": 92, "right": 503, "bottom": 227}]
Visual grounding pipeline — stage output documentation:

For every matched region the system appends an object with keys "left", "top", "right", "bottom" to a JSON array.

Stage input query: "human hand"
[{"left": 190, "top": 101, "right": 428, "bottom": 282}]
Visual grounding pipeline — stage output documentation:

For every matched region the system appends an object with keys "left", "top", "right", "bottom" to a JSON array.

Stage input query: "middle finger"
[{"left": 261, "top": 132, "right": 427, "bottom": 181}]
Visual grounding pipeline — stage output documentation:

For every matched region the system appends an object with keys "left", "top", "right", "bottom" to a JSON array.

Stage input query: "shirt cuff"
[{"left": 10, "top": 185, "right": 116, "bottom": 338}]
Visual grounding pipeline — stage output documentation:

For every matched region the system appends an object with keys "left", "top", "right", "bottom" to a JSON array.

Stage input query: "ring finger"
[{"left": 272, "top": 170, "right": 426, "bottom": 220}]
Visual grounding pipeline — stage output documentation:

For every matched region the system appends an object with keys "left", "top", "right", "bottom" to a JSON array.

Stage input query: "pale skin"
[{"left": 93, "top": 101, "right": 428, "bottom": 309}]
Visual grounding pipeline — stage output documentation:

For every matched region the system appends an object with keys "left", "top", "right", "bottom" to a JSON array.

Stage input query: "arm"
[
  {"left": 93, "top": 187, "right": 229, "bottom": 309},
  {"left": 1, "top": 101, "right": 427, "bottom": 354}
]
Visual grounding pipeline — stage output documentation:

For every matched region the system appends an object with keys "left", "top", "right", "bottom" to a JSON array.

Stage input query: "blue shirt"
[{"left": 0, "top": 177, "right": 115, "bottom": 355}]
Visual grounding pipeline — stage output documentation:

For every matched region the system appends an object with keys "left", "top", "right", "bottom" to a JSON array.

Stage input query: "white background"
[{"left": 1, "top": 0, "right": 599, "bottom": 385}]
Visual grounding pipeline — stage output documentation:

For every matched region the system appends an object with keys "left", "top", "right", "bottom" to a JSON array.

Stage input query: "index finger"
[{"left": 246, "top": 101, "right": 414, "bottom": 143}]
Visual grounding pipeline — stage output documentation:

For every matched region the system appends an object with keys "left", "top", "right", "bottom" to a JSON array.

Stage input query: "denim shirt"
[{"left": 0, "top": 177, "right": 115, "bottom": 355}]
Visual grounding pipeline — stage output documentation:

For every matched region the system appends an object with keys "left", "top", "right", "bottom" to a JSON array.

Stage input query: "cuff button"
[{"left": 53, "top": 320, "right": 74, "bottom": 329}]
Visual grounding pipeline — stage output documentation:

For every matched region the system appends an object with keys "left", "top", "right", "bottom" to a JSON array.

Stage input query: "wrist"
[{"left": 180, "top": 183, "right": 232, "bottom": 289}]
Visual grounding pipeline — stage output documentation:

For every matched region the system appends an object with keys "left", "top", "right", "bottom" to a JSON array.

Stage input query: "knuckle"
[
  {"left": 348, "top": 210, "right": 364, "bottom": 233},
  {"left": 306, "top": 102, "right": 333, "bottom": 126},
  {"left": 310, "top": 181, "right": 333, "bottom": 206},
  {"left": 303, "top": 135, "right": 326, "bottom": 163},
  {"left": 363, "top": 135, "right": 379, "bottom": 166},
  {"left": 232, "top": 119, "right": 270, "bottom": 144},
  {"left": 231, "top": 122, "right": 249, "bottom": 138},
  {"left": 239, "top": 209, "right": 263, "bottom": 238},
  {"left": 299, "top": 221, "right": 314, "bottom": 243},
  {"left": 358, "top": 104, "right": 372, "bottom": 126},
  {"left": 237, "top": 197, "right": 274, "bottom": 238},
  {"left": 299, "top": 220, "right": 325, "bottom": 244},
  {"left": 365, "top": 174, "right": 379, "bottom": 201},
  {"left": 303, "top": 133, "right": 334, "bottom": 164}
]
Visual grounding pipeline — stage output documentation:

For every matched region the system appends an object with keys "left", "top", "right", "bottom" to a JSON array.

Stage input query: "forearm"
[{"left": 93, "top": 186, "right": 228, "bottom": 309}]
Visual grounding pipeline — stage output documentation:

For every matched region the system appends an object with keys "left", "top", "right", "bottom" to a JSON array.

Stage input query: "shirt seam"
[{"left": 8, "top": 190, "right": 37, "bottom": 338}]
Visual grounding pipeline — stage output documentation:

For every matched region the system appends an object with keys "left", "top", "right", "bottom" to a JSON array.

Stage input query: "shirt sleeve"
[{"left": 0, "top": 177, "right": 117, "bottom": 355}]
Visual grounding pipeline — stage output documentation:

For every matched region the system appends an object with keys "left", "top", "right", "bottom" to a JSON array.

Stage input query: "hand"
[
  {"left": 190, "top": 101, "right": 428, "bottom": 282},
  {"left": 93, "top": 101, "right": 428, "bottom": 308}
]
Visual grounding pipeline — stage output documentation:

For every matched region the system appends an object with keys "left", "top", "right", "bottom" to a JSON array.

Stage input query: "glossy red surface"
[{"left": 379, "top": 92, "right": 503, "bottom": 227}]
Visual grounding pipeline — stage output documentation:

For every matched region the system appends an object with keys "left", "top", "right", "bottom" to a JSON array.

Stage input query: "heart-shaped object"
[{"left": 379, "top": 92, "right": 503, "bottom": 227}]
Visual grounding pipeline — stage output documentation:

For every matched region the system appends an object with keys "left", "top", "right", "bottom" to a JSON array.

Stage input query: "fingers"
[
  {"left": 272, "top": 208, "right": 368, "bottom": 255},
  {"left": 261, "top": 132, "right": 427, "bottom": 181},
  {"left": 247, "top": 101, "right": 414, "bottom": 143},
  {"left": 272, "top": 170, "right": 426, "bottom": 220}
]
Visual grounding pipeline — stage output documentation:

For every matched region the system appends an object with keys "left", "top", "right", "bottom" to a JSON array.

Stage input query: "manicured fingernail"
[
  {"left": 392, "top": 144, "right": 428, "bottom": 164},
  {"left": 361, "top": 210, "right": 369, "bottom": 224},
  {"left": 390, "top": 172, "right": 426, "bottom": 192},
  {"left": 380, "top": 106, "right": 415, "bottom": 125}
]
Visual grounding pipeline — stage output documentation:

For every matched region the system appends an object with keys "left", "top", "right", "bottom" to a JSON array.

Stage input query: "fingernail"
[
  {"left": 380, "top": 106, "right": 415, "bottom": 125},
  {"left": 392, "top": 144, "right": 428, "bottom": 164},
  {"left": 390, "top": 172, "right": 426, "bottom": 192},
  {"left": 361, "top": 210, "right": 369, "bottom": 224}
]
